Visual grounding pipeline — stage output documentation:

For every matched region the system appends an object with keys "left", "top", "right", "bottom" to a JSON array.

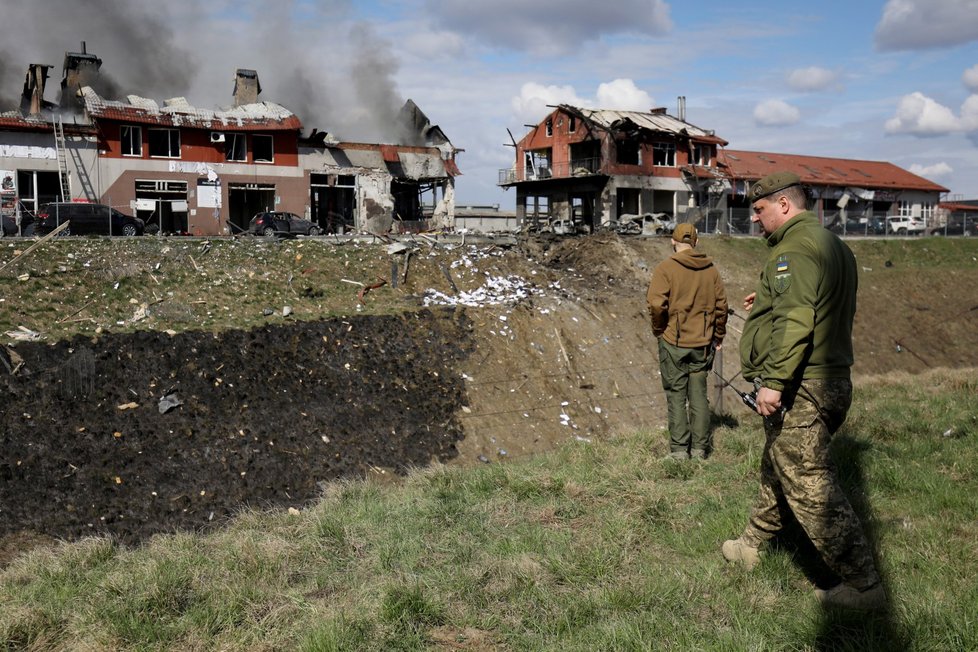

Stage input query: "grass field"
[{"left": 1, "top": 369, "right": 975, "bottom": 651}]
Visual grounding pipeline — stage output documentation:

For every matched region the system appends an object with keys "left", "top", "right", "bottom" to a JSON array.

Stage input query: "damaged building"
[
  {"left": 498, "top": 100, "right": 729, "bottom": 232},
  {"left": 300, "top": 99, "right": 460, "bottom": 235},
  {"left": 0, "top": 45, "right": 460, "bottom": 236}
]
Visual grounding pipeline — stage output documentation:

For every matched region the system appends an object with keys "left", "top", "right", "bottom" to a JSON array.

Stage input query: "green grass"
[
  {"left": 3, "top": 236, "right": 977, "bottom": 344},
  {"left": 1, "top": 369, "right": 975, "bottom": 650}
]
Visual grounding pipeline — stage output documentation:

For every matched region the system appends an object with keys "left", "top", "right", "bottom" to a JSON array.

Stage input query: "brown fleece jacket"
[{"left": 646, "top": 247, "right": 728, "bottom": 348}]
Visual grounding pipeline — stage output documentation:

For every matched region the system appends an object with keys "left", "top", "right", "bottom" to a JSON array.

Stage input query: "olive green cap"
[
  {"left": 672, "top": 223, "right": 697, "bottom": 244},
  {"left": 748, "top": 171, "right": 802, "bottom": 202}
]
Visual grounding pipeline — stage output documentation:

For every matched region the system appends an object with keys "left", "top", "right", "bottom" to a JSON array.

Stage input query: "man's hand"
[
  {"left": 755, "top": 386, "right": 782, "bottom": 416},
  {"left": 713, "top": 339, "right": 723, "bottom": 351},
  {"left": 743, "top": 292, "right": 756, "bottom": 312}
]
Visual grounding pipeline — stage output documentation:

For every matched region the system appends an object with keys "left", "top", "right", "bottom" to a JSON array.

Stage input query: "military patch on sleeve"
[{"left": 774, "top": 254, "right": 791, "bottom": 293}]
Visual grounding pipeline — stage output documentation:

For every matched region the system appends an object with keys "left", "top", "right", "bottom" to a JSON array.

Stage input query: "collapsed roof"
[
  {"left": 558, "top": 105, "right": 728, "bottom": 146},
  {"left": 79, "top": 87, "right": 302, "bottom": 132}
]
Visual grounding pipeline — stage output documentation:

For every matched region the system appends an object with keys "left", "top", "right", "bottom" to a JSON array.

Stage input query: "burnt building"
[
  {"left": 499, "top": 101, "right": 728, "bottom": 232},
  {"left": 0, "top": 48, "right": 460, "bottom": 236}
]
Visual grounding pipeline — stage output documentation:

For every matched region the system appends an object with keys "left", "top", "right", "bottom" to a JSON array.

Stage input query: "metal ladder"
[{"left": 54, "top": 117, "right": 72, "bottom": 201}]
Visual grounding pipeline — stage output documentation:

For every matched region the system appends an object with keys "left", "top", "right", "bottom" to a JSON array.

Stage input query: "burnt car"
[
  {"left": 35, "top": 202, "right": 144, "bottom": 236},
  {"left": 248, "top": 211, "right": 322, "bottom": 237}
]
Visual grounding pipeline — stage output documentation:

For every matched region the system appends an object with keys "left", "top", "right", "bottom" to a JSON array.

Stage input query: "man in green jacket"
[
  {"left": 647, "top": 223, "right": 727, "bottom": 460},
  {"left": 721, "top": 171, "right": 885, "bottom": 611}
]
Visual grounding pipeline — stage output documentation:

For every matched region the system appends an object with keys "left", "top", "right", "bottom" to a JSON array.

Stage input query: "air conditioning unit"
[{"left": 210, "top": 131, "right": 226, "bottom": 143}]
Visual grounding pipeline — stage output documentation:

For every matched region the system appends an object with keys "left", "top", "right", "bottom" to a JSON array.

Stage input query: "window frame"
[
  {"left": 147, "top": 127, "right": 181, "bottom": 159},
  {"left": 252, "top": 134, "right": 274, "bottom": 163},
  {"left": 224, "top": 133, "right": 247, "bottom": 162},
  {"left": 652, "top": 142, "right": 676, "bottom": 167},
  {"left": 121, "top": 125, "right": 142, "bottom": 157}
]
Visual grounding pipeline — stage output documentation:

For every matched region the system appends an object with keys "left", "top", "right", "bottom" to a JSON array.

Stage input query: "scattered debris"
[
  {"left": 357, "top": 277, "right": 387, "bottom": 304},
  {"left": 1, "top": 345, "right": 25, "bottom": 375},
  {"left": 5, "top": 326, "right": 41, "bottom": 341},
  {"left": 158, "top": 394, "right": 183, "bottom": 414}
]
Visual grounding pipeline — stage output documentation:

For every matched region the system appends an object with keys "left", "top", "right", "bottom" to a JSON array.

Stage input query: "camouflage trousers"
[
  {"left": 741, "top": 378, "right": 881, "bottom": 590},
  {"left": 657, "top": 339, "right": 715, "bottom": 454}
]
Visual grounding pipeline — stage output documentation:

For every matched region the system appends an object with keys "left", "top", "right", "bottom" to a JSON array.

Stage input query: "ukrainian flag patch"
[{"left": 776, "top": 257, "right": 789, "bottom": 273}]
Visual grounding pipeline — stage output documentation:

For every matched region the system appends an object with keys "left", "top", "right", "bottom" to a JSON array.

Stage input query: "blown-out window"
[
  {"left": 121, "top": 125, "right": 142, "bottom": 157},
  {"left": 653, "top": 142, "right": 676, "bottom": 167},
  {"left": 225, "top": 134, "right": 247, "bottom": 162},
  {"left": 253, "top": 134, "right": 274, "bottom": 163},
  {"left": 148, "top": 128, "right": 180, "bottom": 158}
]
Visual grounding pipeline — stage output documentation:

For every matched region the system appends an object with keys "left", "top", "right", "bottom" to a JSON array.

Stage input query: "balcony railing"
[{"left": 498, "top": 157, "right": 602, "bottom": 185}]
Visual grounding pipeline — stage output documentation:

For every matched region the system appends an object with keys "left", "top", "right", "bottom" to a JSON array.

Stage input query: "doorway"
[
  {"left": 228, "top": 183, "right": 275, "bottom": 232},
  {"left": 310, "top": 174, "right": 355, "bottom": 233}
]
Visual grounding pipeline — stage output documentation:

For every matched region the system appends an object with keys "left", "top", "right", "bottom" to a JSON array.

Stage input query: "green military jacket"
[{"left": 740, "top": 211, "right": 857, "bottom": 391}]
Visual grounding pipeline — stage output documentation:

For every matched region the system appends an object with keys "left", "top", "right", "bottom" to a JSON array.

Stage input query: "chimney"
[
  {"left": 677, "top": 95, "right": 686, "bottom": 121},
  {"left": 60, "top": 41, "right": 103, "bottom": 108},
  {"left": 232, "top": 69, "right": 261, "bottom": 106},
  {"left": 21, "top": 63, "right": 52, "bottom": 117}
]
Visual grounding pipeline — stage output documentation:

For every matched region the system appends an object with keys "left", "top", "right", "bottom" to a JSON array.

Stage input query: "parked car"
[
  {"left": 827, "top": 217, "right": 885, "bottom": 235},
  {"left": 933, "top": 219, "right": 975, "bottom": 237},
  {"left": 885, "top": 215, "right": 926, "bottom": 235},
  {"left": 248, "top": 211, "right": 322, "bottom": 237},
  {"left": 35, "top": 202, "right": 144, "bottom": 236},
  {"left": 1, "top": 212, "right": 35, "bottom": 237}
]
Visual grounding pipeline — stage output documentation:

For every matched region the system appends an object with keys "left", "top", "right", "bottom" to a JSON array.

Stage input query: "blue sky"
[{"left": 4, "top": 0, "right": 977, "bottom": 205}]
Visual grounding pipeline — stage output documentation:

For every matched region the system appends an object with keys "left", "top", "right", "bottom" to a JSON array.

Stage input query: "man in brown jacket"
[{"left": 647, "top": 223, "right": 728, "bottom": 459}]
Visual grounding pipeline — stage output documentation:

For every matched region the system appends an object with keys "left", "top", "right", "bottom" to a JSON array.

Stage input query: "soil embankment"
[{"left": 2, "top": 234, "right": 976, "bottom": 554}]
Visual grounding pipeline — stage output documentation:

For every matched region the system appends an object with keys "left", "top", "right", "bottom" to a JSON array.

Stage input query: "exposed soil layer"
[
  {"left": 2, "top": 234, "right": 977, "bottom": 560},
  {"left": 1, "top": 310, "right": 473, "bottom": 546}
]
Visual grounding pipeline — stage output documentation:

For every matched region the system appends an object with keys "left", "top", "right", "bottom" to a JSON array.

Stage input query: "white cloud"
[
  {"left": 753, "top": 100, "right": 801, "bottom": 126},
  {"left": 909, "top": 162, "right": 954, "bottom": 179},
  {"left": 510, "top": 79, "right": 653, "bottom": 123},
  {"left": 787, "top": 66, "right": 840, "bottom": 92},
  {"left": 885, "top": 92, "right": 962, "bottom": 134},
  {"left": 595, "top": 79, "right": 655, "bottom": 111},
  {"left": 875, "top": 0, "right": 978, "bottom": 51},
  {"left": 960, "top": 94, "right": 978, "bottom": 130},
  {"left": 964, "top": 64, "right": 978, "bottom": 92},
  {"left": 511, "top": 82, "right": 589, "bottom": 123}
]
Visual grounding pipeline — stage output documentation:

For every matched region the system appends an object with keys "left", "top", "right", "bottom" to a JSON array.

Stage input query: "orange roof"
[
  {"left": 939, "top": 201, "right": 978, "bottom": 212},
  {"left": 720, "top": 149, "right": 948, "bottom": 193}
]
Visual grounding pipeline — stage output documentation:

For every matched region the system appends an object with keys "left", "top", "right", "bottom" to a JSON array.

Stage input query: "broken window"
[
  {"left": 546, "top": 119, "right": 553, "bottom": 137},
  {"left": 616, "top": 140, "right": 641, "bottom": 165},
  {"left": 121, "top": 125, "right": 142, "bottom": 157},
  {"left": 652, "top": 142, "right": 676, "bottom": 167},
  {"left": 525, "top": 149, "right": 552, "bottom": 179},
  {"left": 225, "top": 133, "right": 247, "bottom": 162},
  {"left": 148, "top": 128, "right": 180, "bottom": 158},
  {"left": 692, "top": 143, "right": 710, "bottom": 166},
  {"left": 569, "top": 116, "right": 576, "bottom": 133},
  {"left": 570, "top": 140, "right": 600, "bottom": 174},
  {"left": 525, "top": 195, "right": 550, "bottom": 218},
  {"left": 253, "top": 134, "right": 274, "bottom": 163}
]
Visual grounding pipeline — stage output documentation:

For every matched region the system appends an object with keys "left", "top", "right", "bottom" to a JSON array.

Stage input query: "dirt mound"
[{"left": 2, "top": 233, "right": 977, "bottom": 560}]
